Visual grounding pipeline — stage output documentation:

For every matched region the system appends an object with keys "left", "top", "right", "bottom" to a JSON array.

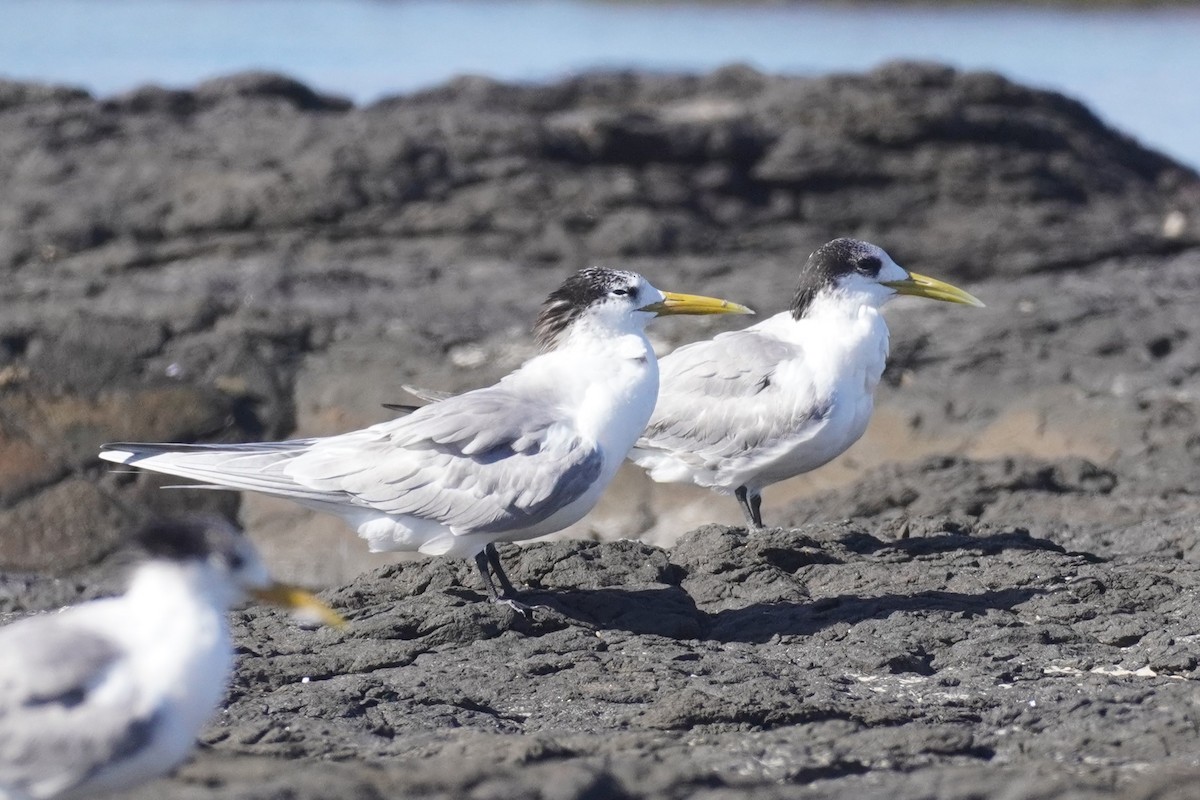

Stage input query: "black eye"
[
  {"left": 228, "top": 552, "right": 245, "bottom": 570},
  {"left": 612, "top": 287, "right": 632, "bottom": 297},
  {"left": 856, "top": 256, "right": 882, "bottom": 275}
]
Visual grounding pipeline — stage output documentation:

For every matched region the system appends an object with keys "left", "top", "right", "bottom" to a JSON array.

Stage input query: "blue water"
[{"left": 2, "top": 0, "right": 1198, "bottom": 167}]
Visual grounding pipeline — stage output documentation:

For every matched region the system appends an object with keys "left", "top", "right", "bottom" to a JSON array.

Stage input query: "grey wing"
[
  {"left": 638, "top": 330, "right": 826, "bottom": 467},
  {"left": 288, "top": 387, "right": 604, "bottom": 534},
  {"left": 0, "top": 619, "right": 158, "bottom": 797},
  {"left": 103, "top": 386, "right": 603, "bottom": 536}
]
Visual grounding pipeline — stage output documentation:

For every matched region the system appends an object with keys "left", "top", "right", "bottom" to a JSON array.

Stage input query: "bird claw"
[
  {"left": 491, "top": 593, "right": 560, "bottom": 620},
  {"left": 493, "top": 597, "right": 536, "bottom": 619}
]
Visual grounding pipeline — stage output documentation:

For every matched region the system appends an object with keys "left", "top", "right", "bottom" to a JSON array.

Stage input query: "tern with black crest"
[
  {"left": 0, "top": 516, "right": 342, "bottom": 800},
  {"left": 629, "top": 238, "right": 983, "bottom": 529},
  {"left": 101, "top": 269, "right": 751, "bottom": 613}
]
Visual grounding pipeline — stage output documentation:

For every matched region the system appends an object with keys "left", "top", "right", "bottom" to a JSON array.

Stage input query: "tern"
[
  {"left": 628, "top": 238, "right": 983, "bottom": 529},
  {"left": 100, "top": 269, "right": 751, "bottom": 612},
  {"left": 0, "top": 516, "right": 342, "bottom": 800}
]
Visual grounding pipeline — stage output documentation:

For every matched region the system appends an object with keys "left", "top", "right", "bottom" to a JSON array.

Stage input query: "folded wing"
[
  {"left": 0, "top": 621, "right": 156, "bottom": 797},
  {"left": 102, "top": 387, "right": 603, "bottom": 536},
  {"left": 633, "top": 330, "right": 829, "bottom": 478}
]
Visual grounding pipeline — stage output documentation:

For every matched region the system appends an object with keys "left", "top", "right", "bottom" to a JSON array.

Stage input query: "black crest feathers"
[
  {"left": 135, "top": 515, "right": 241, "bottom": 563},
  {"left": 790, "top": 238, "right": 886, "bottom": 319},
  {"left": 533, "top": 268, "right": 638, "bottom": 349}
]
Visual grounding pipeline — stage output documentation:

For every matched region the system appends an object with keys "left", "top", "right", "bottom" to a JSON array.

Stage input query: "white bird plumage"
[
  {"left": 99, "top": 268, "right": 751, "bottom": 609},
  {"left": 0, "top": 517, "right": 341, "bottom": 800},
  {"left": 629, "top": 238, "right": 983, "bottom": 529}
]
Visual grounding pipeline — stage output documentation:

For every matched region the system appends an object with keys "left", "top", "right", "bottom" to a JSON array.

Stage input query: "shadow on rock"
[
  {"left": 785, "top": 455, "right": 1119, "bottom": 527},
  {"left": 310, "top": 519, "right": 1079, "bottom": 647},
  {"left": 703, "top": 586, "right": 1045, "bottom": 644},
  {"left": 846, "top": 521, "right": 1086, "bottom": 560},
  {"left": 521, "top": 586, "right": 704, "bottom": 639}
]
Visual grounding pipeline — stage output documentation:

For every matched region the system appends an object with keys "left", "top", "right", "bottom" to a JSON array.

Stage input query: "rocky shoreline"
[{"left": 3, "top": 62, "right": 1200, "bottom": 798}]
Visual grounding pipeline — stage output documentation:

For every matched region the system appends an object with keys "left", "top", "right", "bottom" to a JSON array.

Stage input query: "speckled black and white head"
[
  {"left": 134, "top": 515, "right": 345, "bottom": 624},
  {"left": 136, "top": 515, "right": 271, "bottom": 595},
  {"left": 790, "top": 238, "right": 983, "bottom": 319},
  {"left": 534, "top": 268, "right": 753, "bottom": 350},
  {"left": 534, "top": 268, "right": 653, "bottom": 349},
  {"left": 790, "top": 239, "right": 906, "bottom": 319}
]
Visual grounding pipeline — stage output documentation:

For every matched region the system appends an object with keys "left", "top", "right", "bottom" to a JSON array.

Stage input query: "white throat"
[
  {"left": 519, "top": 317, "right": 659, "bottom": 459},
  {"left": 779, "top": 287, "right": 893, "bottom": 399}
]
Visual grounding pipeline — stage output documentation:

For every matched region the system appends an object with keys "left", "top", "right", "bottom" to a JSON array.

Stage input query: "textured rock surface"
[
  {"left": 8, "top": 511, "right": 1200, "bottom": 800},
  {"left": 3, "top": 61, "right": 1200, "bottom": 798},
  {"left": 2, "top": 61, "right": 1199, "bottom": 576}
]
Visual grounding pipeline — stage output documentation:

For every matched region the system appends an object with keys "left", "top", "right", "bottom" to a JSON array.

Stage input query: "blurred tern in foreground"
[
  {"left": 0, "top": 516, "right": 343, "bottom": 800},
  {"left": 629, "top": 238, "right": 983, "bottom": 529},
  {"left": 101, "top": 269, "right": 751, "bottom": 613}
]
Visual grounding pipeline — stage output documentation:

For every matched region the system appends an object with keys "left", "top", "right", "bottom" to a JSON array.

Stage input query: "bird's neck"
[
  {"left": 118, "top": 561, "right": 235, "bottom": 714},
  {"left": 548, "top": 317, "right": 656, "bottom": 373},
  {"left": 778, "top": 291, "right": 892, "bottom": 389},
  {"left": 531, "top": 321, "right": 659, "bottom": 450},
  {"left": 793, "top": 286, "right": 888, "bottom": 322}
]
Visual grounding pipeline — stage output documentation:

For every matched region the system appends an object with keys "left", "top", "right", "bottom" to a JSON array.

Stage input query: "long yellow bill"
[
  {"left": 641, "top": 291, "right": 754, "bottom": 316},
  {"left": 252, "top": 583, "right": 347, "bottom": 628},
  {"left": 883, "top": 272, "right": 985, "bottom": 307}
]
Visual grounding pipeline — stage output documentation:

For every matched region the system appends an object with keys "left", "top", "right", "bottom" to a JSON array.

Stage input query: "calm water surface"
[{"left": 2, "top": 0, "right": 1198, "bottom": 166}]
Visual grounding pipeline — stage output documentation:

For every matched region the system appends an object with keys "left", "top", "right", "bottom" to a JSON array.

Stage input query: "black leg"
[
  {"left": 735, "top": 486, "right": 765, "bottom": 530},
  {"left": 474, "top": 550, "right": 504, "bottom": 600},
  {"left": 474, "top": 547, "right": 532, "bottom": 617},
  {"left": 749, "top": 491, "right": 764, "bottom": 529},
  {"left": 485, "top": 543, "right": 519, "bottom": 598}
]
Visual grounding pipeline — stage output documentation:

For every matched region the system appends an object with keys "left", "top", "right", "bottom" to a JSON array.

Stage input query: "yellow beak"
[
  {"left": 251, "top": 583, "right": 347, "bottom": 629},
  {"left": 882, "top": 272, "right": 985, "bottom": 307},
  {"left": 640, "top": 291, "right": 755, "bottom": 316}
]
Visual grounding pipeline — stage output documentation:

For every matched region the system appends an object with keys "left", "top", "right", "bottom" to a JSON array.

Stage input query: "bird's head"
[
  {"left": 791, "top": 238, "right": 983, "bottom": 319},
  {"left": 534, "top": 267, "right": 752, "bottom": 349},
  {"left": 136, "top": 515, "right": 345, "bottom": 627}
]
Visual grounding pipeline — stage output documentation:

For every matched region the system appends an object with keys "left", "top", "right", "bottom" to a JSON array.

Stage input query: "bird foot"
[
  {"left": 492, "top": 596, "right": 536, "bottom": 619},
  {"left": 492, "top": 592, "right": 559, "bottom": 620}
]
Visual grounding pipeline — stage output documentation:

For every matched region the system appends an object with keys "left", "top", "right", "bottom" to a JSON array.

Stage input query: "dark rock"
[
  {"left": 5, "top": 515, "right": 1192, "bottom": 799},
  {"left": 193, "top": 71, "right": 353, "bottom": 112},
  {"left": 3, "top": 62, "right": 1200, "bottom": 798},
  {"left": 0, "top": 78, "right": 91, "bottom": 111},
  {"left": 2, "top": 63, "right": 1197, "bottom": 573}
]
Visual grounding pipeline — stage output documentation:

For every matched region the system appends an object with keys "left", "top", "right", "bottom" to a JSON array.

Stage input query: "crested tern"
[
  {"left": 100, "top": 269, "right": 751, "bottom": 612},
  {"left": 629, "top": 238, "right": 983, "bottom": 529},
  {"left": 0, "top": 516, "right": 342, "bottom": 800}
]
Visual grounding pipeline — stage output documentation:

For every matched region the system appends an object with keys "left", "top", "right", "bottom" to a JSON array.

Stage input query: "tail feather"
[{"left": 98, "top": 441, "right": 337, "bottom": 503}]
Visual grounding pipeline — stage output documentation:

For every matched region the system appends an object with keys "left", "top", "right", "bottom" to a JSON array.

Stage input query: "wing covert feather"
[
  {"left": 639, "top": 330, "right": 829, "bottom": 468},
  {"left": 288, "top": 388, "right": 603, "bottom": 533}
]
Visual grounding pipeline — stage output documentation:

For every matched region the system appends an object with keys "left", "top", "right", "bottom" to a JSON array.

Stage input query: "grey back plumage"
[
  {"left": 635, "top": 328, "right": 829, "bottom": 473},
  {"left": 0, "top": 620, "right": 157, "bottom": 798}
]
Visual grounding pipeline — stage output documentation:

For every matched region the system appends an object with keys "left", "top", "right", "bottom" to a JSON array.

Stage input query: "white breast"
[
  {"left": 721, "top": 304, "right": 891, "bottom": 493},
  {"left": 503, "top": 329, "right": 660, "bottom": 539},
  {"left": 75, "top": 565, "right": 234, "bottom": 795}
]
